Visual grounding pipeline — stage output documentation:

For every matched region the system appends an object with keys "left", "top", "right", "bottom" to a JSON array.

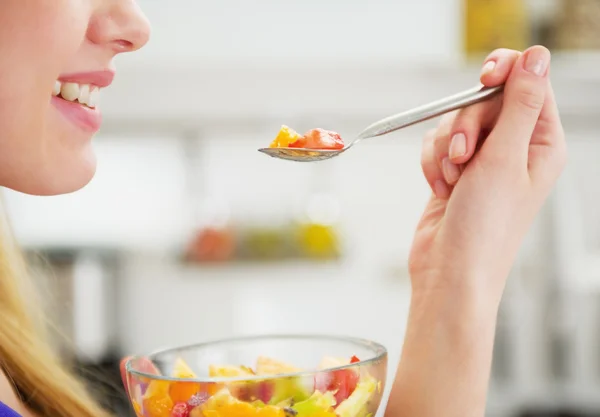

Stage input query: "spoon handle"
[{"left": 356, "top": 85, "right": 504, "bottom": 140}]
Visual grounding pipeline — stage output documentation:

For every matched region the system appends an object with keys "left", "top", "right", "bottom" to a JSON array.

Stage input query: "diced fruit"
[
  {"left": 269, "top": 125, "right": 303, "bottom": 148},
  {"left": 173, "top": 358, "right": 196, "bottom": 378},
  {"left": 318, "top": 356, "right": 349, "bottom": 370},
  {"left": 314, "top": 367, "right": 359, "bottom": 405},
  {"left": 170, "top": 359, "right": 202, "bottom": 403},
  {"left": 171, "top": 402, "right": 191, "bottom": 417},
  {"left": 257, "top": 405, "right": 286, "bottom": 417},
  {"left": 209, "top": 364, "right": 255, "bottom": 378},
  {"left": 289, "top": 129, "right": 344, "bottom": 150},
  {"left": 292, "top": 391, "right": 337, "bottom": 417},
  {"left": 170, "top": 382, "right": 202, "bottom": 404},
  {"left": 143, "top": 378, "right": 173, "bottom": 417},
  {"left": 350, "top": 356, "right": 360, "bottom": 364},
  {"left": 269, "top": 377, "right": 311, "bottom": 405},
  {"left": 188, "top": 393, "right": 209, "bottom": 408},
  {"left": 335, "top": 377, "right": 377, "bottom": 417},
  {"left": 143, "top": 393, "right": 174, "bottom": 417},
  {"left": 256, "top": 357, "right": 302, "bottom": 375}
]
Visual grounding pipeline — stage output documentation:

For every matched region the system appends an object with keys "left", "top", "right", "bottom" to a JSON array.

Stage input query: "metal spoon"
[{"left": 258, "top": 84, "right": 503, "bottom": 162}]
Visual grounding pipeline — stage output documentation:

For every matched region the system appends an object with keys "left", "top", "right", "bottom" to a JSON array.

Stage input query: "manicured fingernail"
[
  {"left": 434, "top": 180, "right": 450, "bottom": 199},
  {"left": 442, "top": 157, "right": 461, "bottom": 184},
  {"left": 524, "top": 47, "right": 550, "bottom": 76},
  {"left": 449, "top": 133, "right": 467, "bottom": 159},
  {"left": 481, "top": 60, "right": 496, "bottom": 76}
]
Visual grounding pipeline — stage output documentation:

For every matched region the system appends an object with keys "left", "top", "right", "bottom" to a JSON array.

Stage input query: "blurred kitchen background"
[{"left": 2, "top": 0, "right": 600, "bottom": 415}]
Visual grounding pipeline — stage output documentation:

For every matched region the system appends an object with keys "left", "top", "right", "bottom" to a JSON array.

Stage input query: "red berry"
[{"left": 171, "top": 402, "right": 190, "bottom": 417}]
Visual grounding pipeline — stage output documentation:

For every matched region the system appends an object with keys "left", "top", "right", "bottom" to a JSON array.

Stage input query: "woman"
[
  {"left": 0, "top": 1, "right": 150, "bottom": 416},
  {"left": 0, "top": 2, "right": 565, "bottom": 417}
]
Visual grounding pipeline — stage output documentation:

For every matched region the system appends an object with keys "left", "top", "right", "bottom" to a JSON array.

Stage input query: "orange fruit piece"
[
  {"left": 269, "top": 126, "right": 302, "bottom": 148},
  {"left": 143, "top": 394, "right": 174, "bottom": 417}
]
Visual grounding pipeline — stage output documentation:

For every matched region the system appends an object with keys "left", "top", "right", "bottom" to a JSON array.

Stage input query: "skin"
[
  {"left": 0, "top": 0, "right": 149, "bottom": 196},
  {"left": 0, "top": 0, "right": 149, "bottom": 413},
  {"left": 387, "top": 46, "right": 566, "bottom": 416}
]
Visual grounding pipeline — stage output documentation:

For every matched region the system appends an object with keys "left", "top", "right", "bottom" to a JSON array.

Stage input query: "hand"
[
  {"left": 386, "top": 46, "right": 566, "bottom": 417},
  {"left": 409, "top": 46, "right": 566, "bottom": 302}
]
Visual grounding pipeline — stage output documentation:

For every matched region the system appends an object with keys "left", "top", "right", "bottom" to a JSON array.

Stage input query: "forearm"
[{"left": 385, "top": 289, "right": 499, "bottom": 417}]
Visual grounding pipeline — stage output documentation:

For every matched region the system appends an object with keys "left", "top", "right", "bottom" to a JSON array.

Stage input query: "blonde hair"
[{"left": 0, "top": 203, "right": 112, "bottom": 417}]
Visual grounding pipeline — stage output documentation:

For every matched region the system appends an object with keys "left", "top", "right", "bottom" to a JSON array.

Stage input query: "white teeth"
[
  {"left": 60, "top": 82, "right": 80, "bottom": 101},
  {"left": 53, "top": 81, "right": 62, "bottom": 96},
  {"left": 78, "top": 84, "right": 90, "bottom": 106},
  {"left": 88, "top": 87, "right": 99, "bottom": 108},
  {"left": 54, "top": 81, "right": 101, "bottom": 108}
]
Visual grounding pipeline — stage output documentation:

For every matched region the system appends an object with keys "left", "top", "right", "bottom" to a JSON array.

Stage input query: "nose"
[{"left": 88, "top": 0, "right": 150, "bottom": 53}]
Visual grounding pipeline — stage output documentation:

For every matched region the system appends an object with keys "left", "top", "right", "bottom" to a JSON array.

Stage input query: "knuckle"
[{"left": 514, "top": 86, "right": 545, "bottom": 112}]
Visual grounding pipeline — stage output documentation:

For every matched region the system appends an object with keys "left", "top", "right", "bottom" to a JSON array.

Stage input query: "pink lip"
[
  {"left": 58, "top": 70, "right": 115, "bottom": 88},
  {"left": 51, "top": 96, "right": 102, "bottom": 133}
]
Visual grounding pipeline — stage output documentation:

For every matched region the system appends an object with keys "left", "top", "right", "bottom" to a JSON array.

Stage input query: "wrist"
[{"left": 408, "top": 284, "right": 501, "bottom": 341}]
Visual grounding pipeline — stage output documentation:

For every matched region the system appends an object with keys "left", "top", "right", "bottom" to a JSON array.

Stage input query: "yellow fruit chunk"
[
  {"left": 143, "top": 394, "right": 173, "bottom": 417},
  {"left": 171, "top": 358, "right": 202, "bottom": 402},
  {"left": 143, "top": 379, "right": 173, "bottom": 417},
  {"left": 269, "top": 125, "right": 302, "bottom": 148},
  {"left": 256, "top": 406, "right": 285, "bottom": 417},
  {"left": 255, "top": 356, "right": 302, "bottom": 375},
  {"left": 173, "top": 357, "right": 197, "bottom": 378},
  {"left": 209, "top": 364, "right": 254, "bottom": 378}
]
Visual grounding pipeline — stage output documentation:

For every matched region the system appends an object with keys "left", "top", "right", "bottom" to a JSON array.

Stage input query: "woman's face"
[{"left": 0, "top": 0, "right": 149, "bottom": 195}]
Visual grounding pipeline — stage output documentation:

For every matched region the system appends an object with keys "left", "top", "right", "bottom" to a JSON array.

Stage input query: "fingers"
[
  {"left": 485, "top": 46, "right": 551, "bottom": 165},
  {"left": 443, "top": 48, "right": 521, "bottom": 166},
  {"left": 480, "top": 48, "right": 522, "bottom": 87},
  {"left": 422, "top": 128, "right": 450, "bottom": 199},
  {"left": 528, "top": 79, "right": 567, "bottom": 185},
  {"left": 433, "top": 112, "right": 462, "bottom": 185},
  {"left": 445, "top": 99, "right": 498, "bottom": 166}
]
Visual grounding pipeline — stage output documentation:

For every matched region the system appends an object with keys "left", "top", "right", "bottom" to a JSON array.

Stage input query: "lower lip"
[{"left": 51, "top": 96, "right": 102, "bottom": 133}]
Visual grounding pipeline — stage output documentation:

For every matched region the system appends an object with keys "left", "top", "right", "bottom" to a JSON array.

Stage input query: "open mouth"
[{"left": 52, "top": 80, "right": 100, "bottom": 109}]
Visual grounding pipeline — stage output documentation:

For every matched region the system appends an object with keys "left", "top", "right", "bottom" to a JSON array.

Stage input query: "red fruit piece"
[
  {"left": 350, "top": 356, "right": 360, "bottom": 364},
  {"left": 289, "top": 129, "right": 344, "bottom": 150},
  {"left": 171, "top": 402, "right": 191, "bottom": 417},
  {"left": 315, "top": 368, "right": 359, "bottom": 406}
]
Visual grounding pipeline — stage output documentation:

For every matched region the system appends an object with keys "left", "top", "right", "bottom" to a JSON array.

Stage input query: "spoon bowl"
[{"left": 258, "top": 146, "right": 347, "bottom": 162}]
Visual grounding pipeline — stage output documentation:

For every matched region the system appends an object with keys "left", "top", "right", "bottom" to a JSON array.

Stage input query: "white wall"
[{"left": 130, "top": 0, "right": 462, "bottom": 65}]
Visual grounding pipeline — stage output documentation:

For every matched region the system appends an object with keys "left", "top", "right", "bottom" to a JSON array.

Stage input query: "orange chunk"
[{"left": 269, "top": 125, "right": 302, "bottom": 148}]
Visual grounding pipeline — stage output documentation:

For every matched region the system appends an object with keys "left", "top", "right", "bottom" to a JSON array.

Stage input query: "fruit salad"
[
  {"left": 129, "top": 355, "right": 380, "bottom": 417},
  {"left": 269, "top": 126, "right": 345, "bottom": 150}
]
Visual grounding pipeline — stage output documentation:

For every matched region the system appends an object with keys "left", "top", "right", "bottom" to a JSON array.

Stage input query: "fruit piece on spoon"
[{"left": 269, "top": 126, "right": 345, "bottom": 150}]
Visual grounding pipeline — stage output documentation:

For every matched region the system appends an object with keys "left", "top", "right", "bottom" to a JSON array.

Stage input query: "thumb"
[{"left": 484, "top": 46, "right": 551, "bottom": 166}]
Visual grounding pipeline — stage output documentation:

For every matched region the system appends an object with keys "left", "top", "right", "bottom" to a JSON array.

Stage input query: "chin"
[{"left": 6, "top": 151, "right": 97, "bottom": 197}]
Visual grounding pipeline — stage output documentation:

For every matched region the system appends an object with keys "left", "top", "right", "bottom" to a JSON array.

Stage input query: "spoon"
[{"left": 258, "top": 84, "right": 503, "bottom": 162}]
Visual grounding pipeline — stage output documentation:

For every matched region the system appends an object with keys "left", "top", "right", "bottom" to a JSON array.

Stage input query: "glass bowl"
[{"left": 125, "top": 334, "right": 388, "bottom": 417}]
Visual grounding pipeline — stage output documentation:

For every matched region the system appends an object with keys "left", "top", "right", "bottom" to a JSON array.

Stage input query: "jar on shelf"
[
  {"left": 553, "top": 0, "right": 600, "bottom": 51},
  {"left": 463, "top": 0, "right": 531, "bottom": 59}
]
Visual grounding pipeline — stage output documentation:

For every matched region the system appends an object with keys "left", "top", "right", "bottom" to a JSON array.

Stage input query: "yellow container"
[{"left": 464, "top": 0, "right": 531, "bottom": 58}]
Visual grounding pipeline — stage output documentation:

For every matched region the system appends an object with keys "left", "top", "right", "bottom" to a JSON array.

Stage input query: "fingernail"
[
  {"left": 434, "top": 180, "right": 450, "bottom": 199},
  {"left": 442, "top": 157, "right": 461, "bottom": 184},
  {"left": 449, "top": 133, "right": 467, "bottom": 159},
  {"left": 481, "top": 60, "right": 496, "bottom": 76},
  {"left": 524, "top": 47, "right": 550, "bottom": 76}
]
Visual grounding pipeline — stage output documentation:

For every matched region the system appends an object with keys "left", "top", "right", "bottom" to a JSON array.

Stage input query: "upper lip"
[{"left": 58, "top": 70, "right": 115, "bottom": 88}]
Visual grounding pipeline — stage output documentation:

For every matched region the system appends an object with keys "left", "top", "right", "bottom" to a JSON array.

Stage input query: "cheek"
[{"left": 0, "top": 0, "right": 90, "bottom": 190}]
